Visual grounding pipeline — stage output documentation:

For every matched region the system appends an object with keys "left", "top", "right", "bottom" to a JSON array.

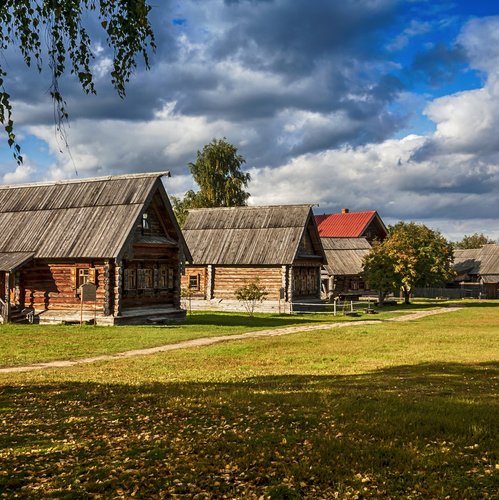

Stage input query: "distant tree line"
[{"left": 453, "top": 233, "right": 496, "bottom": 249}]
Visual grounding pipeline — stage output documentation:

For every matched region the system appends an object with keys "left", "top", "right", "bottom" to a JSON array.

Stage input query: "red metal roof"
[{"left": 315, "top": 211, "right": 377, "bottom": 237}]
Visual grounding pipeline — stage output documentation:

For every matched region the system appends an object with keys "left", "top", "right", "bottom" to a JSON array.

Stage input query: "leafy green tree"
[
  {"left": 454, "top": 233, "right": 496, "bottom": 249},
  {"left": 363, "top": 241, "right": 399, "bottom": 305},
  {"left": 173, "top": 138, "right": 251, "bottom": 227},
  {"left": 364, "top": 222, "right": 455, "bottom": 304},
  {"left": 0, "top": 1, "right": 155, "bottom": 163},
  {"left": 234, "top": 280, "right": 268, "bottom": 316},
  {"left": 171, "top": 191, "right": 198, "bottom": 229}
]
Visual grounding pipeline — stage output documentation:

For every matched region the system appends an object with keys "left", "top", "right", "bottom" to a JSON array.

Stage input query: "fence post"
[{"left": 350, "top": 300, "right": 353, "bottom": 313}]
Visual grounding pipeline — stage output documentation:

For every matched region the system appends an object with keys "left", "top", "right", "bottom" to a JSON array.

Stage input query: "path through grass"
[{"left": 0, "top": 303, "right": 435, "bottom": 367}]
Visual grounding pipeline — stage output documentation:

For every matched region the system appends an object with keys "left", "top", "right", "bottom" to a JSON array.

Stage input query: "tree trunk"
[
  {"left": 402, "top": 287, "right": 411, "bottom": 304},
  {"left": 378, "top": 290, "right": 385, "bottom": 305}
]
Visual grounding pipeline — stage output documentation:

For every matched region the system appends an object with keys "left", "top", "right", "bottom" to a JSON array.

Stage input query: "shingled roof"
[
  {"left": 183, "top": 205, "right": 325, "bottom": 265},
  {"left": 0, "top": 172, "right": 187, "bottom": 262},
  {"left": 321, "top": 237, "right": 371, "bottom": 276}
]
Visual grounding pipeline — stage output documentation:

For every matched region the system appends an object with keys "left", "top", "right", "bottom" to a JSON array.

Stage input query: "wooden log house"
[
  {"left": 315, "top": 209, "right": 388, "bottom": 297},
  {"left": 0, "top": 172, "right": 191, "bottom": 324},
  {"left": 181, "top": 205, "right": 326, "bottom": 313}
]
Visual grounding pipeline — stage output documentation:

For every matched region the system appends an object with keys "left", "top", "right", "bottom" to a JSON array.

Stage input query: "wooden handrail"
[{"left": 0, "top": 298, "right": 8, "bottom": 322}]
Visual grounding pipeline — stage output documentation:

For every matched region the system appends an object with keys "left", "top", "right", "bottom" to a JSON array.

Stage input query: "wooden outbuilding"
[
  {"left": 453, "top": 244, "right": 499, "bottom": 298},
  {"left": 0, "top": 172, "right": 191, "bottom": 324},
  {"left": 321, "top": 237, "right": 371, "bottom": 298},
  {"left": 181, "top": 205, "right": 326, "bottom": 313}
]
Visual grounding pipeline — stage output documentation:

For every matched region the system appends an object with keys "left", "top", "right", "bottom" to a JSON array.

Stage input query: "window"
[
  {"left": 189, "top": 274, "right": 199, "bottom": 290},
  {"left": 142, "top": 212, "right": 150, "bottom": 232},
  {"left": 158, "top": 265, "right": 168, "bottom": 288},
  {"left": 168, "top": 268, "right": 174, "bottom": 289},
  {"left": 137, "top": 268, "right": 153, "bottom": 289},
  {"left": 73, "top": 267, "right": 96, "bottom": 295},
  {"left": 78, "top": 268, "right": 89, "bottom": 288},
  {"left": 124, "top": 269, "right": 136, "bottom": 290}
]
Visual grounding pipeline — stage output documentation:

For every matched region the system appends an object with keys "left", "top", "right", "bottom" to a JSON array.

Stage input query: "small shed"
[
  {"left": 181, "top": 205, "right": 326, "bottom": 313},
  {"left": 0, "top": 172, "right": 191, "bottom": 324}
]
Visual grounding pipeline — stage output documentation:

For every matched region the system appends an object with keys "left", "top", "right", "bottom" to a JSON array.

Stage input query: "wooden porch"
[{"left": 36, "top": 305, "right": 186, "bottom": 325}]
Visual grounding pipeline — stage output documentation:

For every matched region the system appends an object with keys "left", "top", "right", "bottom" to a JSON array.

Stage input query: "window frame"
[{"left": 188, "top": 274, "right": 200, "bottom": 291}]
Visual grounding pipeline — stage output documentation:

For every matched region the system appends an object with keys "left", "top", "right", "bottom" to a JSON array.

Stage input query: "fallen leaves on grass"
[{"left": 1, "top": 363, "right": 498, "bottom": 498}]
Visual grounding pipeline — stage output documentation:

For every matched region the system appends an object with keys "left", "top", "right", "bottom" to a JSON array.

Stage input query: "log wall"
[
  {"left": 212, "top": 266, "right": 283, "bottom": 300},
  {"left": 121, "top": 258, "right": 179, "bottom": 309},
  {"left": 21, "top": 260, "right": 107, "bottom": 313},
  {"left": 120, "top": 241, "right": 181, "bottom": 309},
  {"left": 181, "top": 266, "right": 208, "bottom": 299}
]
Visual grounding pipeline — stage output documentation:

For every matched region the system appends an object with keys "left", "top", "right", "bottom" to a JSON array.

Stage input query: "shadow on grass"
[
  {"left": 184, "top": 312, "right": 329, "bottom": 328},
  {"left": 1, "top": 362, "right": 497, "bottom": 498},
  {"left": 183, "top": 302, "right": 459, "bottom": 327}
]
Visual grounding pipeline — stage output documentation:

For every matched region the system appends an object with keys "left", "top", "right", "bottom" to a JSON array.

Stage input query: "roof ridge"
[
  {"left": 188, "top": 204, "right": 315, "bottom": 212},
  {"left": 0, "top": 171, "right": 170, "bottom": 190},
  {"left": 316, "top": 210, "right": 376, "bottom": 217}
]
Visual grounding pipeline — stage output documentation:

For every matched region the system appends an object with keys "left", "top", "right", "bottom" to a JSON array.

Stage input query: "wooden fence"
[{"left": 413, "top": 287, "right": 484, "bottom": 299}]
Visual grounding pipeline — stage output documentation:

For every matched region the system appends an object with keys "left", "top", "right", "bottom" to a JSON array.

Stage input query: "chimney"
[{"left": 341, "top": 208, "right": 349, "bottom": 214}]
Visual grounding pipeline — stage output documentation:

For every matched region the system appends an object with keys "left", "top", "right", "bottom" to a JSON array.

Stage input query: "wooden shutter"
[
  {"left": 70, "top": 267, "right": 77, "bottom": 290},
  {"left": 88, "top": 268, "right": 96, "bottom": 284}
]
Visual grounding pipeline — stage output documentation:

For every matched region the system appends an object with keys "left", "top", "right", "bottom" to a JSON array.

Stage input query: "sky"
[{"left": 1, "top": 0, "right": 499, "bottom": 242}]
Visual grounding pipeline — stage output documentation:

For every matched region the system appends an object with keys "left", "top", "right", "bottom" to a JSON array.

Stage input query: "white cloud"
[
  {"left": 2, "top": 160, "right": 35, "bottom": 185},
  {"left": 3, "top": 5, "right": 499, "bottom": 242},
  {"left": 387, "top": 19, "right": 431, "bottom": 51},
  {"left": 25, "top": 107, "right": 247, "bottom": 180},
  {"left": 457, "top": 16, "right": 499, "bottom": 75}
]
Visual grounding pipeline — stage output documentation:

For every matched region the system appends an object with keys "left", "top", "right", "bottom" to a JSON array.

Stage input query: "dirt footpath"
[{"left": 0, "top": 307, "right": 462, "bottom": 374}]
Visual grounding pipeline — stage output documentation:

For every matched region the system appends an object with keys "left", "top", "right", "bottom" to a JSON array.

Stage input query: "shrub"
[{"left": 234, "top": 280, "right": 268, "bottom": 316}]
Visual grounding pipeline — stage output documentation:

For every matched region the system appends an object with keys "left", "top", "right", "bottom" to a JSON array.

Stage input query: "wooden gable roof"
[
  {"left": 321, "top": 237, "right": 371, "bottom": 276},
  {"left": 183, "top": 205, "right": 325, "bottom": 265},
  {"left": 0, "top": 172, "right": 190, "bottom": 260},
  {"left": 0, "top": 252, "right": 34, "bottom": 272},
  {"left": 453, "top": 248, "right": 481, "bottom": 276},
  {"left": 453, "top": 244, "right": 499, "bottom": 282}
]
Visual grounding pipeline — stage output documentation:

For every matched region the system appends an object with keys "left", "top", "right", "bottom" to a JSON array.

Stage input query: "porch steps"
[{"left": 8, "top": 306, "right": 34, "bottom": 324}]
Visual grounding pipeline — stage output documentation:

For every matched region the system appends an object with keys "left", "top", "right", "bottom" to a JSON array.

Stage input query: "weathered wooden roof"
[
  {"left": 321, "top": 238, "right": 371, "bottom": 276},
  {"left": 0, "top": 252, "right": 34, "bottom": 272},
  {"left": 0, "top": 172, "right": 184, "bottom": 259},
  {"left": 453, "top": 249, "right": 481, "bottom": 276},
  {"left": 453, "top": 244, "right": 499, "bottom": 281},
  {"left": 183, "top": 205, "right": 324, "bottom": 265}
]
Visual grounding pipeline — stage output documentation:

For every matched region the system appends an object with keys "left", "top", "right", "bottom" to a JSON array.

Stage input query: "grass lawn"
[
  {"left": 0, "top": 302, "right": 434, "bottom": 367},
  {"left": 0, "top": 301, "right": 497, "bottom": 498}
]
